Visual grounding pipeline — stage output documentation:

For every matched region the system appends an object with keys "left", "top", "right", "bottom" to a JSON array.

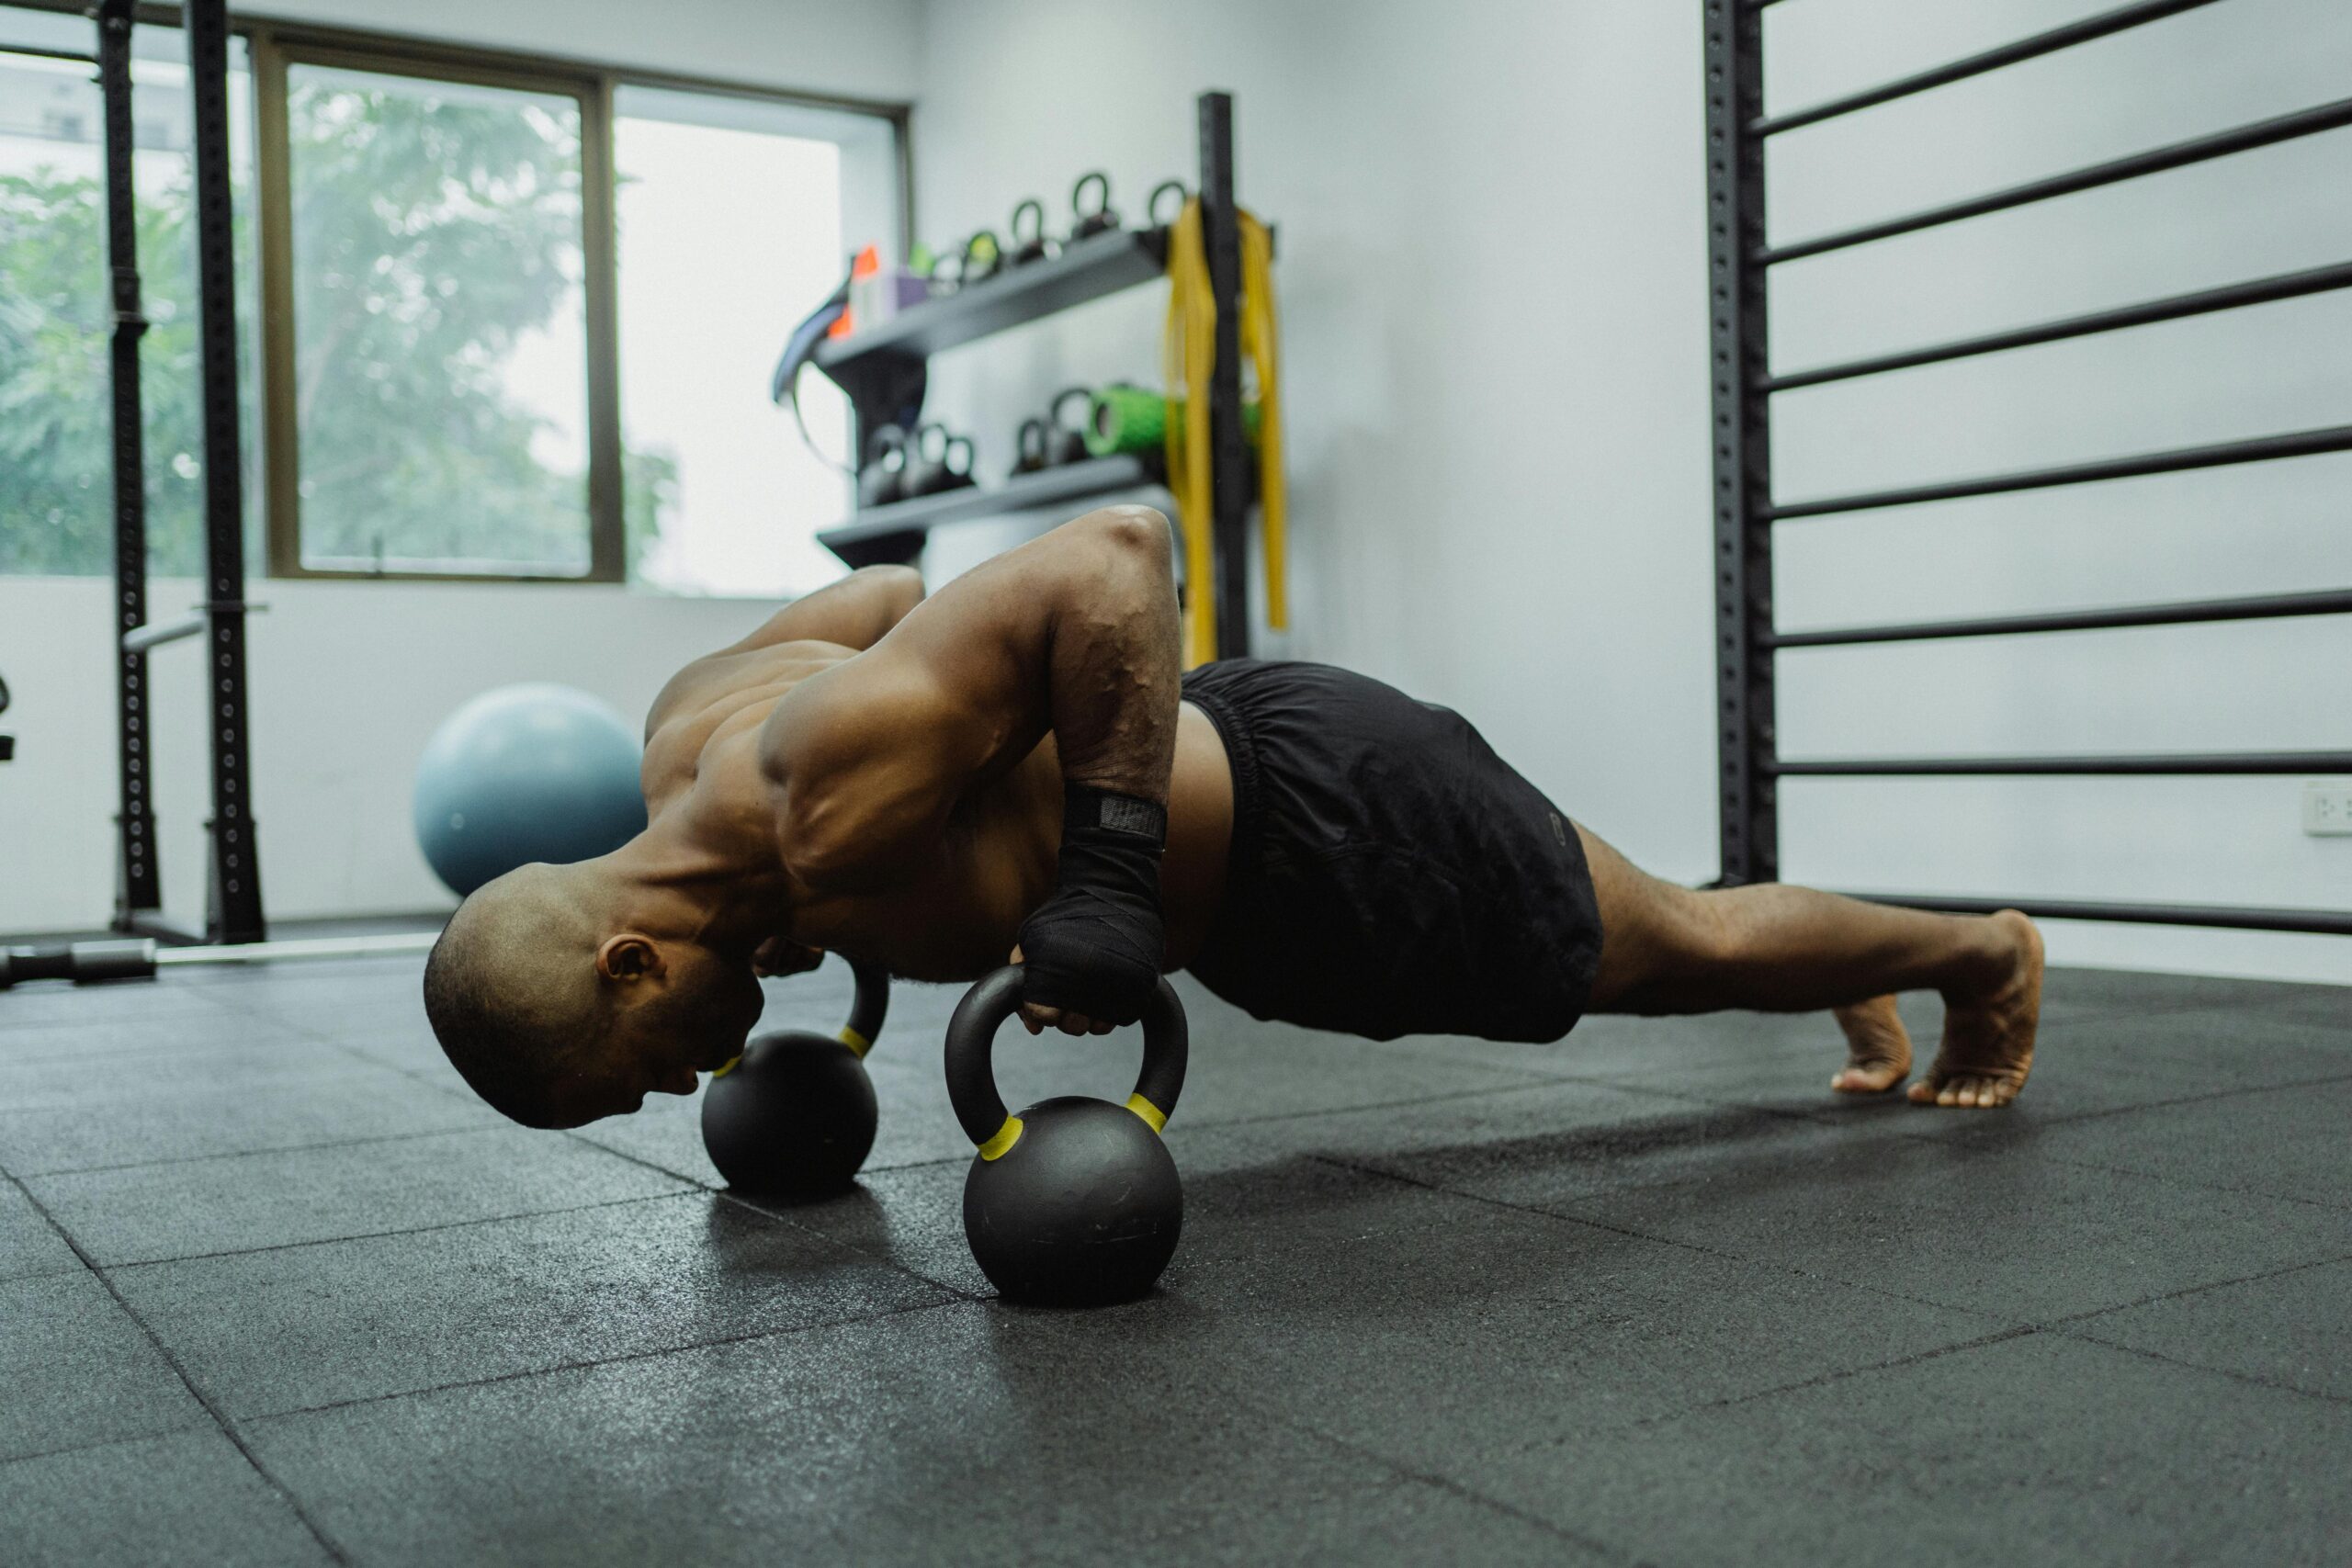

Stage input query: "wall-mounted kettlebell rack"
[{"left": 814, "top": 92, "right": 1266, "bottom": 661}]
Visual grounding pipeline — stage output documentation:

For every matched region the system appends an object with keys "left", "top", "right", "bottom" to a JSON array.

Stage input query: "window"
[
  {"left": 0, "top": 11, "right": 260, "bottom": 577},
  {"left": 272, "top": 57, "right": 598, "bottom": 577},
  {"left": 614, "top": 86, "right": 894, "bottom": 598},
  {"left": 0, "top": 4, "right": 902, "bottom": 591}
]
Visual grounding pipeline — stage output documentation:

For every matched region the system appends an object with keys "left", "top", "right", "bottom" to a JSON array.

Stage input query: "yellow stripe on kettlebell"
[
  {"left": 837, "top": 1025, "right": 872, "bottom": 1059},
  {"left": 710, "top": 1055, "right": 743, "bottom": 1079},
  {"left": 1125, "top": 1094, "right": 1168, "bottom": 1134},
  {"left": 978, "top": 1115, "right": 1025, "bottom": 1161}
]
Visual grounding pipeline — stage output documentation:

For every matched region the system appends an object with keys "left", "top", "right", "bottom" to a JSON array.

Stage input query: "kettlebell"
[
  {"left": 1008, "top": 197, "right": 1051, "bottom": 266},
  {"left": 903, "top": 423, "right": 976, "bottom": 497},
  {"left": 962, "top": 229, "right": 1002, "bottom": 287},
  {"left": 1070, "top": 171, "right": 1119, "bottom": 242},
  {"left": 1147, "top": 178, "right": 1189, "bottom": 229},
  {"left": 1046, "top": 387, "right": 1094, "bottom": 467},
  {"left": 700, "top": 958, "right": 890, "bottom": 1198},
  {"left": 856, "top": 424, "right": 909, "bottom": 510},
  {"left": 945, "top": 966, "right": 1189, "bottom": 1307},
  {"left": 1012, "top": 417, "right": 1050, "bottom": 477}
]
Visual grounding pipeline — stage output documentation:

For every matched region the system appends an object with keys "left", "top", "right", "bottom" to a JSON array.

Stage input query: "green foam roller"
[{"left": 1086, "top": 385, "right": 1261, "bottom": 457}]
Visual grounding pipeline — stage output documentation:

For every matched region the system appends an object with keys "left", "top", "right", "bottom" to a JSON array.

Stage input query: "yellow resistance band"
[{"left": 1164, "top": 199, "right": 1285, "bottom": 666}]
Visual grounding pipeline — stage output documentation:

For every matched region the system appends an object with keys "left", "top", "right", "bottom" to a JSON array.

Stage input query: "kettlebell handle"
[
  {"left": 715, "top": 953, "right": 890, "bottom": 1078},
  {"left": 840, "top": 957, "right": 889, "bottom": 1055},
  {"left": 943, "top": 967, "right": 1188, "bottom": 1157}
]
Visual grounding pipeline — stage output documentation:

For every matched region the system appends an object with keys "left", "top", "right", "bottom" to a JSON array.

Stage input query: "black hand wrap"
[{"left": 1015, "top": 785, "right": 1169, "bottom": 1026}]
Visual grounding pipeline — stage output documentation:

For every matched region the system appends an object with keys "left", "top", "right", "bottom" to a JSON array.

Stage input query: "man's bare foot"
[
  {"left": 1910, "top": 910, "right": 2044, "bottom": 1110},
  {"left": 1830, "top": 995, "right": 1912, "bottom": 1094}
]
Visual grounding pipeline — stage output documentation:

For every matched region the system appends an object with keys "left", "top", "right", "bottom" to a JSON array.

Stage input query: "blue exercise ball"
[{"left": 413, "top": 683, "right": 648, "bottom": 897}]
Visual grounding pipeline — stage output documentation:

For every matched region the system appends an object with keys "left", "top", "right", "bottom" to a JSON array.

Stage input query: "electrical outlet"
[{"left": 2303, "top": 783, "right": 2352, "bottom": 836}]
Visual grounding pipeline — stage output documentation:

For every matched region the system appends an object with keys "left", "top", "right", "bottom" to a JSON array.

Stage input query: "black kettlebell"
[
  {"left": 1148, "top": 178, "right": 1189, "bottom": 229},
  {"left": 962, "top": 229, "right": 1002, "bottom": 287},
  {"left": 1012, "top": 417, "right": 1050, "bottom": 477},
  {"left": 1070, "top": 171, "right": 1119, "bottom": 242},
  {"left": 903, "top": 423, "right": 976, "bottom": 497},
  {"left": 1008, "top": 197, "right": 1051, "bottom": 266},
  {"left": 700, "top": 958, "right": 889, "bottom": 1198},
  {"left": 945, "top": 966, "right": 1189, "bottom": 1307},
  {"left": 1046, "top": 387, "right": 1093, "bottom": 467},
  {"left": 856, "top": 424, "right": 909, "bottom": 510}
]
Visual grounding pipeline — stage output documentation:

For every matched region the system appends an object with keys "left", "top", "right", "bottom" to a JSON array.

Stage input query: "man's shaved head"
[
  {"left": 424, "top": 863, "right": 609, "bottom": 1126},
  {"left": 424, "top": 859, "right": 767, "bottom": 1128}
]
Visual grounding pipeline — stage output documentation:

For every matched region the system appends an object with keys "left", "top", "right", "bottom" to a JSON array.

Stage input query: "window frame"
[{"left": 1, "top": 0, "right": 911, "bottom": 585}]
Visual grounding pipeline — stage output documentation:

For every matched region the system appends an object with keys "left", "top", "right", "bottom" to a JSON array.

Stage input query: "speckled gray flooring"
[{"left": 2, "top": 952, "right": 2346, "bottom": 1566}]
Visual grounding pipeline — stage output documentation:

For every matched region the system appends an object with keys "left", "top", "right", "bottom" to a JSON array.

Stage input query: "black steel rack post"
[
  {"left": 1704, "top": 0, "right": 1776, "bottom": 886},
  {"left": 1706, "top": 0, "right": 2352, "bottom": 936},
  {"left": 184, "top": 0, "right": 265, "bottom": 942},
  {"left": 97, "top": 0, "right": 164, "bottom": 930}
]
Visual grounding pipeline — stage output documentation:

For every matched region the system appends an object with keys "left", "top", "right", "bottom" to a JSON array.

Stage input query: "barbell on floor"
[{"left": 0, "top": 931, "right": 440, "bottom": 989}]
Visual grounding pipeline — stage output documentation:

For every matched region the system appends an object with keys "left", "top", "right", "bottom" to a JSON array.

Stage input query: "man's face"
[{"left": 549, "top": 954, "right": 766, "bottom": 1125}]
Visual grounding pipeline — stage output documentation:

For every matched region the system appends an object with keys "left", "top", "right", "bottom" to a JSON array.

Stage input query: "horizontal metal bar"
[
  {"left": 121, "top": 616, "right": 206, "bottom": 653},
  {"left": 1773, "top": 588, "right": 2352, "bottom": 649},
  {"left": 1769, "top": 423, "right": 2352, "bottom": 520},
  {"left": 1829, "top": 892, "right": 2352, "bottom": 936},
  {"left": 151, "top": 931, "right": 441, "bottom": 965},
  {"left": 1763, "top": 260, "right": 2352, "bottom": 391},
  {"left": 1761, "top": 96, "right": 2352, "bottom": 265},
  {"left": 2, "top": 43, "right": 98, "bottom": 65},
  {"left": 1754, "top": 0, "right": 2220, "bottom": 137},
  {"left": 1776, "top": 751, "right": 2352, "bottom": 777}
]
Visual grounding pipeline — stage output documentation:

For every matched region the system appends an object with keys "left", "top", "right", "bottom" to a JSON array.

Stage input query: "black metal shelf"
[
  {"left": 818, "top": 455, "right": 1165, "bottom": 569},
  {"left": 815, "top": 228, "right": 1170, "bottom": 377}
]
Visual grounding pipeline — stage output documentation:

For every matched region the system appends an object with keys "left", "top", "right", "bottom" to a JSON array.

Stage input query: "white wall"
[
  {"left": 0, "top": 576, "right": 770, "bottom": 931},
  {"left": 2, "top": 0, "right": 922, "bottom": 934},
  {"left": 902, "top": 0, "right": 2351, "bottom": 983}
]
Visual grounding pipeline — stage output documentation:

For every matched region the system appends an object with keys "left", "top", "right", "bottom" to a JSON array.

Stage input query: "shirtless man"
[{"left": 424, "top": 507, "right": 2042, "bottom": 1130}]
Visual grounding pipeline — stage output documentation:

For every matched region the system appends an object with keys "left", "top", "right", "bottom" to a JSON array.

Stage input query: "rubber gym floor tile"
[
  {"left": 0, "top": 1426, "right": 334, "bottom": 1568},
  {"left": 2040, "top": 964, "right": 2351, "bottom": 1026},
  {"left": 244, "top": 1302, "right": 1611, "bottom": 1568},
  {"left": 0, "top": 1179, "right": 84, "bottom": 1280},
  {"left": 0, "top": 1031, "right": 356, "bottom": 1116},
  {"left": 1551, "top": 1134, "right": 2352, "bottom": 1322},
  {"left": 2064, "top": 1258, "right": 2352, "bottom": 1401},
  {"left": 1473, "top": 1329, "right": 2352, "bottom": 1568},
  {"left": 22, "top": 1123, "right": 695, "bottom": 1268},
  {"left": 0, "top": 978, "right": 250, "bottom": 1031},
  {"left": 108, "top": 1190, "right": 952, "bottom": 1419},
  {"left": 2011, "top": 1075, "right": 2352, "bottom": 1210},
  {"left": 1082, "top": 1201, "right": 2006, "bottom": 1485},
  {"left": 1590, "top": 1005, "right": 2352, "bottom": 1137},
  {"left": 0, "top": 1269, "right": 208, "bottom": 1461},
  {"left": 0, "top": 1057, "right": 497, "bottom": 1177}
]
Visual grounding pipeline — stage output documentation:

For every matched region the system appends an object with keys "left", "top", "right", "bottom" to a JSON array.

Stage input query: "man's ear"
[{"left": 595, "top": 933, "right": 665, "bottom": 983}]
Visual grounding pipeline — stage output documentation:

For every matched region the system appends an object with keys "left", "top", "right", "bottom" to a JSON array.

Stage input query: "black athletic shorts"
[{"left": 1179, "top": 659, "right": 1602, "bottom": 1043}]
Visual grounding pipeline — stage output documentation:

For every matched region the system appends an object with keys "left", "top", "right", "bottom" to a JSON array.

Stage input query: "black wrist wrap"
[{"left": 1014, "top": 786, "right": 1169, "bottom": 1025}]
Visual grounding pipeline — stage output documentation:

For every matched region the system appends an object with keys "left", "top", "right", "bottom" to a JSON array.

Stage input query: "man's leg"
[{"left": 1575, "top": 825, "right": 2044, "bottom": 1109}]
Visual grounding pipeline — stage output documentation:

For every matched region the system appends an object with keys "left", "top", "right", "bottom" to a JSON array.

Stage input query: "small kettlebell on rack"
[
  {"left": 1008, "top": 197, "right": 1052, "bottom": 266},
  {"left": 1069, "top": 170, "right": 1119, "bottom": 243},
  {"left": 856, "top": 424, "right": 909, "bottom": 510},
  {"left": 701, "top": 958, "right": 890, "bottom": 1197},
  {"left": 1148, "top": 178, "right": 1190, "bottom": 229},
  {"left": 1046, "top": 387, "right": 1094, "bottom": 467},
  {"left": 903, "top": 423, "right": 977, "bottom": 497},
  {"left": 1012, "top": 417, "right": 1051, "bottom": 477},
  {"left": 945, "top": 966, "right": 1189, "bottom": 1306},
  {"left": 961, "top": 229, "right": 1003, "bottom": 287}
]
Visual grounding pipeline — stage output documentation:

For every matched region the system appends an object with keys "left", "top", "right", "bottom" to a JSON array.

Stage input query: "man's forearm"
[{"left": 1037, "top": 508, "right": 1182, "bottom": 806}]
